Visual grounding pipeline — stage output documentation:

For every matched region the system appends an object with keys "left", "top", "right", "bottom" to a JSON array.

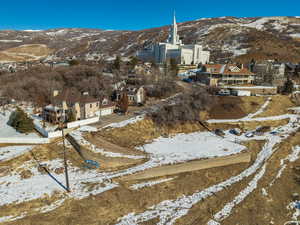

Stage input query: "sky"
[{"left": 1, "top": 0, "right": 300, "bottom": 31}]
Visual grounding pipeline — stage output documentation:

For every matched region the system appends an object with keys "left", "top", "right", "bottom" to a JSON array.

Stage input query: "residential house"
[
  {"left": 115, "top": 86, "right": 146, "bottom": 106},
  {"left": 98, "top": 97, "right": 116, "bottom": 116},
  {"left": 196, "top": 64, "right": 255, "bottom": 86},
  {"left": 42, "top": 105, "right": 64, "bottom": 124},
  {"left": 133, "top": 63, "right": 152, "bottom": 75},
  {"left": 253, "top": 61, "right": 287, "bottom": 86},
  {"left": 42, "top": 90, "right": 115, "bottom": 124}
]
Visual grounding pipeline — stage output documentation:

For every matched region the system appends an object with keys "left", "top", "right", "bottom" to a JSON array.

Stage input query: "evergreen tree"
[
  {"left": 282, "top": 79, "right": 294, "bottom": 94},
  {"left": 8, "top": 107, "right": 34, "bottom": 133}
]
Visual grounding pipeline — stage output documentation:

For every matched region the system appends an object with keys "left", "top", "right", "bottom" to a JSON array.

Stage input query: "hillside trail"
[{"left": 120, "top": 152, "right": 251, "bottom": 181}]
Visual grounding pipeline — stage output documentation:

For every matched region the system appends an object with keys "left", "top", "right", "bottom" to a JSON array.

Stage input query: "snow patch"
[
  {"left": 103, "top": 115, "right": 145, "bottom": 129},
  {"left": 130, "top": 178, "right": 175, "bottom": 190},
  {"left": 0, "top": 145, "right": 34, "bottom": 162}
]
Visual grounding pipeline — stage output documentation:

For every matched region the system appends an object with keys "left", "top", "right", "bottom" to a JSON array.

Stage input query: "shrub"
[{"left": 149, "top": 88, "right": 215, "bottom": 126}]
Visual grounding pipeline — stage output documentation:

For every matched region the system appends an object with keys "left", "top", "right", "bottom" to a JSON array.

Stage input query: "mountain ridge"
[{"left": 1, "top": 16, "right": 300, "bottom": 63}]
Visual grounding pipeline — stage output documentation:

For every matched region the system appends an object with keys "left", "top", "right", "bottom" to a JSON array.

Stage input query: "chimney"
[{"left": 53, "top": 90, "right": 59, "bottom": 97}]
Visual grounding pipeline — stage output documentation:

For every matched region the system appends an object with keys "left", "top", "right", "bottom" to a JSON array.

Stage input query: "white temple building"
[{"left": 137, "top": 14, "right": 210, "bottom": 65}]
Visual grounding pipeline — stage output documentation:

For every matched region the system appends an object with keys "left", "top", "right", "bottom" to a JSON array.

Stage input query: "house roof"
[
  {"left": 117, "top": 85, "right": 144, "bottom": 95},
  {"left": 204, "top": 64, "right": 254, "bottom": 76},
  {"left": 53, "top": 89, "right": 99, "bottom": 106}
]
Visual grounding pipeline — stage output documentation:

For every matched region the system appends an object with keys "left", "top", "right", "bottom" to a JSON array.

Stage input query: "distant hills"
[{"left": 1, "top": 16, "right": 300, "bottom": 63}]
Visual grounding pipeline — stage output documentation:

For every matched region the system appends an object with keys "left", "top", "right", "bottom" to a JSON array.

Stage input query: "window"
[{"left": 90, "top": 104, "right": 92, "bottom": 108}]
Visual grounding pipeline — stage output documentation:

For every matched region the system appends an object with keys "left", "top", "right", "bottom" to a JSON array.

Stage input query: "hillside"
[
  {"left": 0, "top": 44, "right": 53, "bottom": 62},
  {"left": 1, "top": 16, "right": 300, "bottom": 63}
]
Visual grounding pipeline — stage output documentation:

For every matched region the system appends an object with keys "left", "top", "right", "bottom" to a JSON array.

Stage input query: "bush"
[
  {"left": 149, "top": 88, "right": 215, "bottom": 126},
  {"left": 146, "top": 79, "right": 180, "bottom": 98},
  {"left": 8, "top": 107, "right": 35, "bottom": 133}
]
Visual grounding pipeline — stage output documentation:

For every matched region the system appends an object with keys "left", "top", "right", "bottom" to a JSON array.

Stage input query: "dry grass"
[
  {"left": 5, "top": 157, "right": 250, "bottom": 225},
  {"left": 99, "top": 118, "right": 206, "bottom": 148},
  {"left": 208, "top": 96, "right": 267, "bottom": 120},
  {"left": 221, "top": 130, "right": 300, "bottom": 225},
  {"left": 256, "top": 95, "right": 295, "bottom": 118},
  {"left": 0, "top": 44, "right": 53, "bottom": 62},
  {"left": 208, "top": 118, "right": 290, "bottom": 133}
]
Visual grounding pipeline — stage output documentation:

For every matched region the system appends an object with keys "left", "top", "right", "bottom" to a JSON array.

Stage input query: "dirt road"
[{"left": 121, "top": 152, "right": 251, "bottom": 181}]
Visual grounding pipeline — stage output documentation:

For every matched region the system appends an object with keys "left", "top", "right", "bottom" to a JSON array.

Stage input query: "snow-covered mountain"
[{"left": 1, "top": 16, "right": 300, "bottom": 63}]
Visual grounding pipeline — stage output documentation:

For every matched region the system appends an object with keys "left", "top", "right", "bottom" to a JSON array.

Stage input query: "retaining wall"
[{"left": 0, "top": 138, "right": 50, "bottom": 144}]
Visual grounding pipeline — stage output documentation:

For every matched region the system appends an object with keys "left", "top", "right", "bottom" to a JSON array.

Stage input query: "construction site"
[{"left": 1, "top": 94, "right": 300, "bottom": 225}]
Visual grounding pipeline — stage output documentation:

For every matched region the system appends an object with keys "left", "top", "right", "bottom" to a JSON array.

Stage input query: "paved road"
[{"left": 120, "top": 152, "right": 251, "bottom": 181}]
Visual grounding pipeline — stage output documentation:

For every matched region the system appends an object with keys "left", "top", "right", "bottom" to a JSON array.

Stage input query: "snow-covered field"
[{"left": 137, "top": 132, "right": 246, "bottom": 164}]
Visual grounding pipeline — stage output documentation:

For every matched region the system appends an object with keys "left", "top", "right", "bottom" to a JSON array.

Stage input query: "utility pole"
[{"left": 60, "top": 112, "right": 70, "bottom": 192}]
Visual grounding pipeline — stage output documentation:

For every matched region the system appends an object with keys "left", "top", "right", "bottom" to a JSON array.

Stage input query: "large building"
[
  {"left": 253, "top": 61, "right": 287, "bottom": 86},
  {"left": 196, "top": 64, "right": 255, "bottom": 86},
  {"left": 137, "top": 14, "right": 210, "bottom": 65}
]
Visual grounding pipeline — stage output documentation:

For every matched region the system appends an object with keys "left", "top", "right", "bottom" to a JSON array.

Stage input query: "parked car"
[
  {"left": 245, "top": 132, "right": 254, "bottom": 138},
  {"left": 229, "top": 128, "right": 242, "bottom": 136},
  {"left": 182, "top": 78, "right": 193, "bottom": 83},
  {"left": 256, "top": 126, "right": 270, "bottom": 133},
  {"left": 217, "top": 89, "right": 230, "bottom": 96},
  {"left": 214, "top": 129, "right": 225, "bottom": 136},
  {"left": 231, "top": 90, "right": 251, "bottom": 96}
]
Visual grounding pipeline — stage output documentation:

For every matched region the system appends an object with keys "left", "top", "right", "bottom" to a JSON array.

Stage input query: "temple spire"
[
  {"left": 170, "top": 11, "right": 179, "bottom": 45},
  {"left": 173, "top": 11, "right": 176, "bottom": 25}
]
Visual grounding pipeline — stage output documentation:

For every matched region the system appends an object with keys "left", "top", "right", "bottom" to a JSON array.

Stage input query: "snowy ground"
[
  {"left": 2, "top": 98, "right": 300, "bottom": 224},
  {"left": 130, "top": 177, "right": 175, "bottom": 190},
  {"left": 0, "top": 146, "right": 34, "bottom": 162},
  {"left": 137, "top": 132, "right": 246, "bottom": 164},
  {"left": 0, "top": 110, "right": 39, "bottom": 138},
  {"left": 117, "top": 114, "right": 300, "bottom": 225},
  {"left": 102, "top": 115, "right": 145, "bottom": 129}
]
